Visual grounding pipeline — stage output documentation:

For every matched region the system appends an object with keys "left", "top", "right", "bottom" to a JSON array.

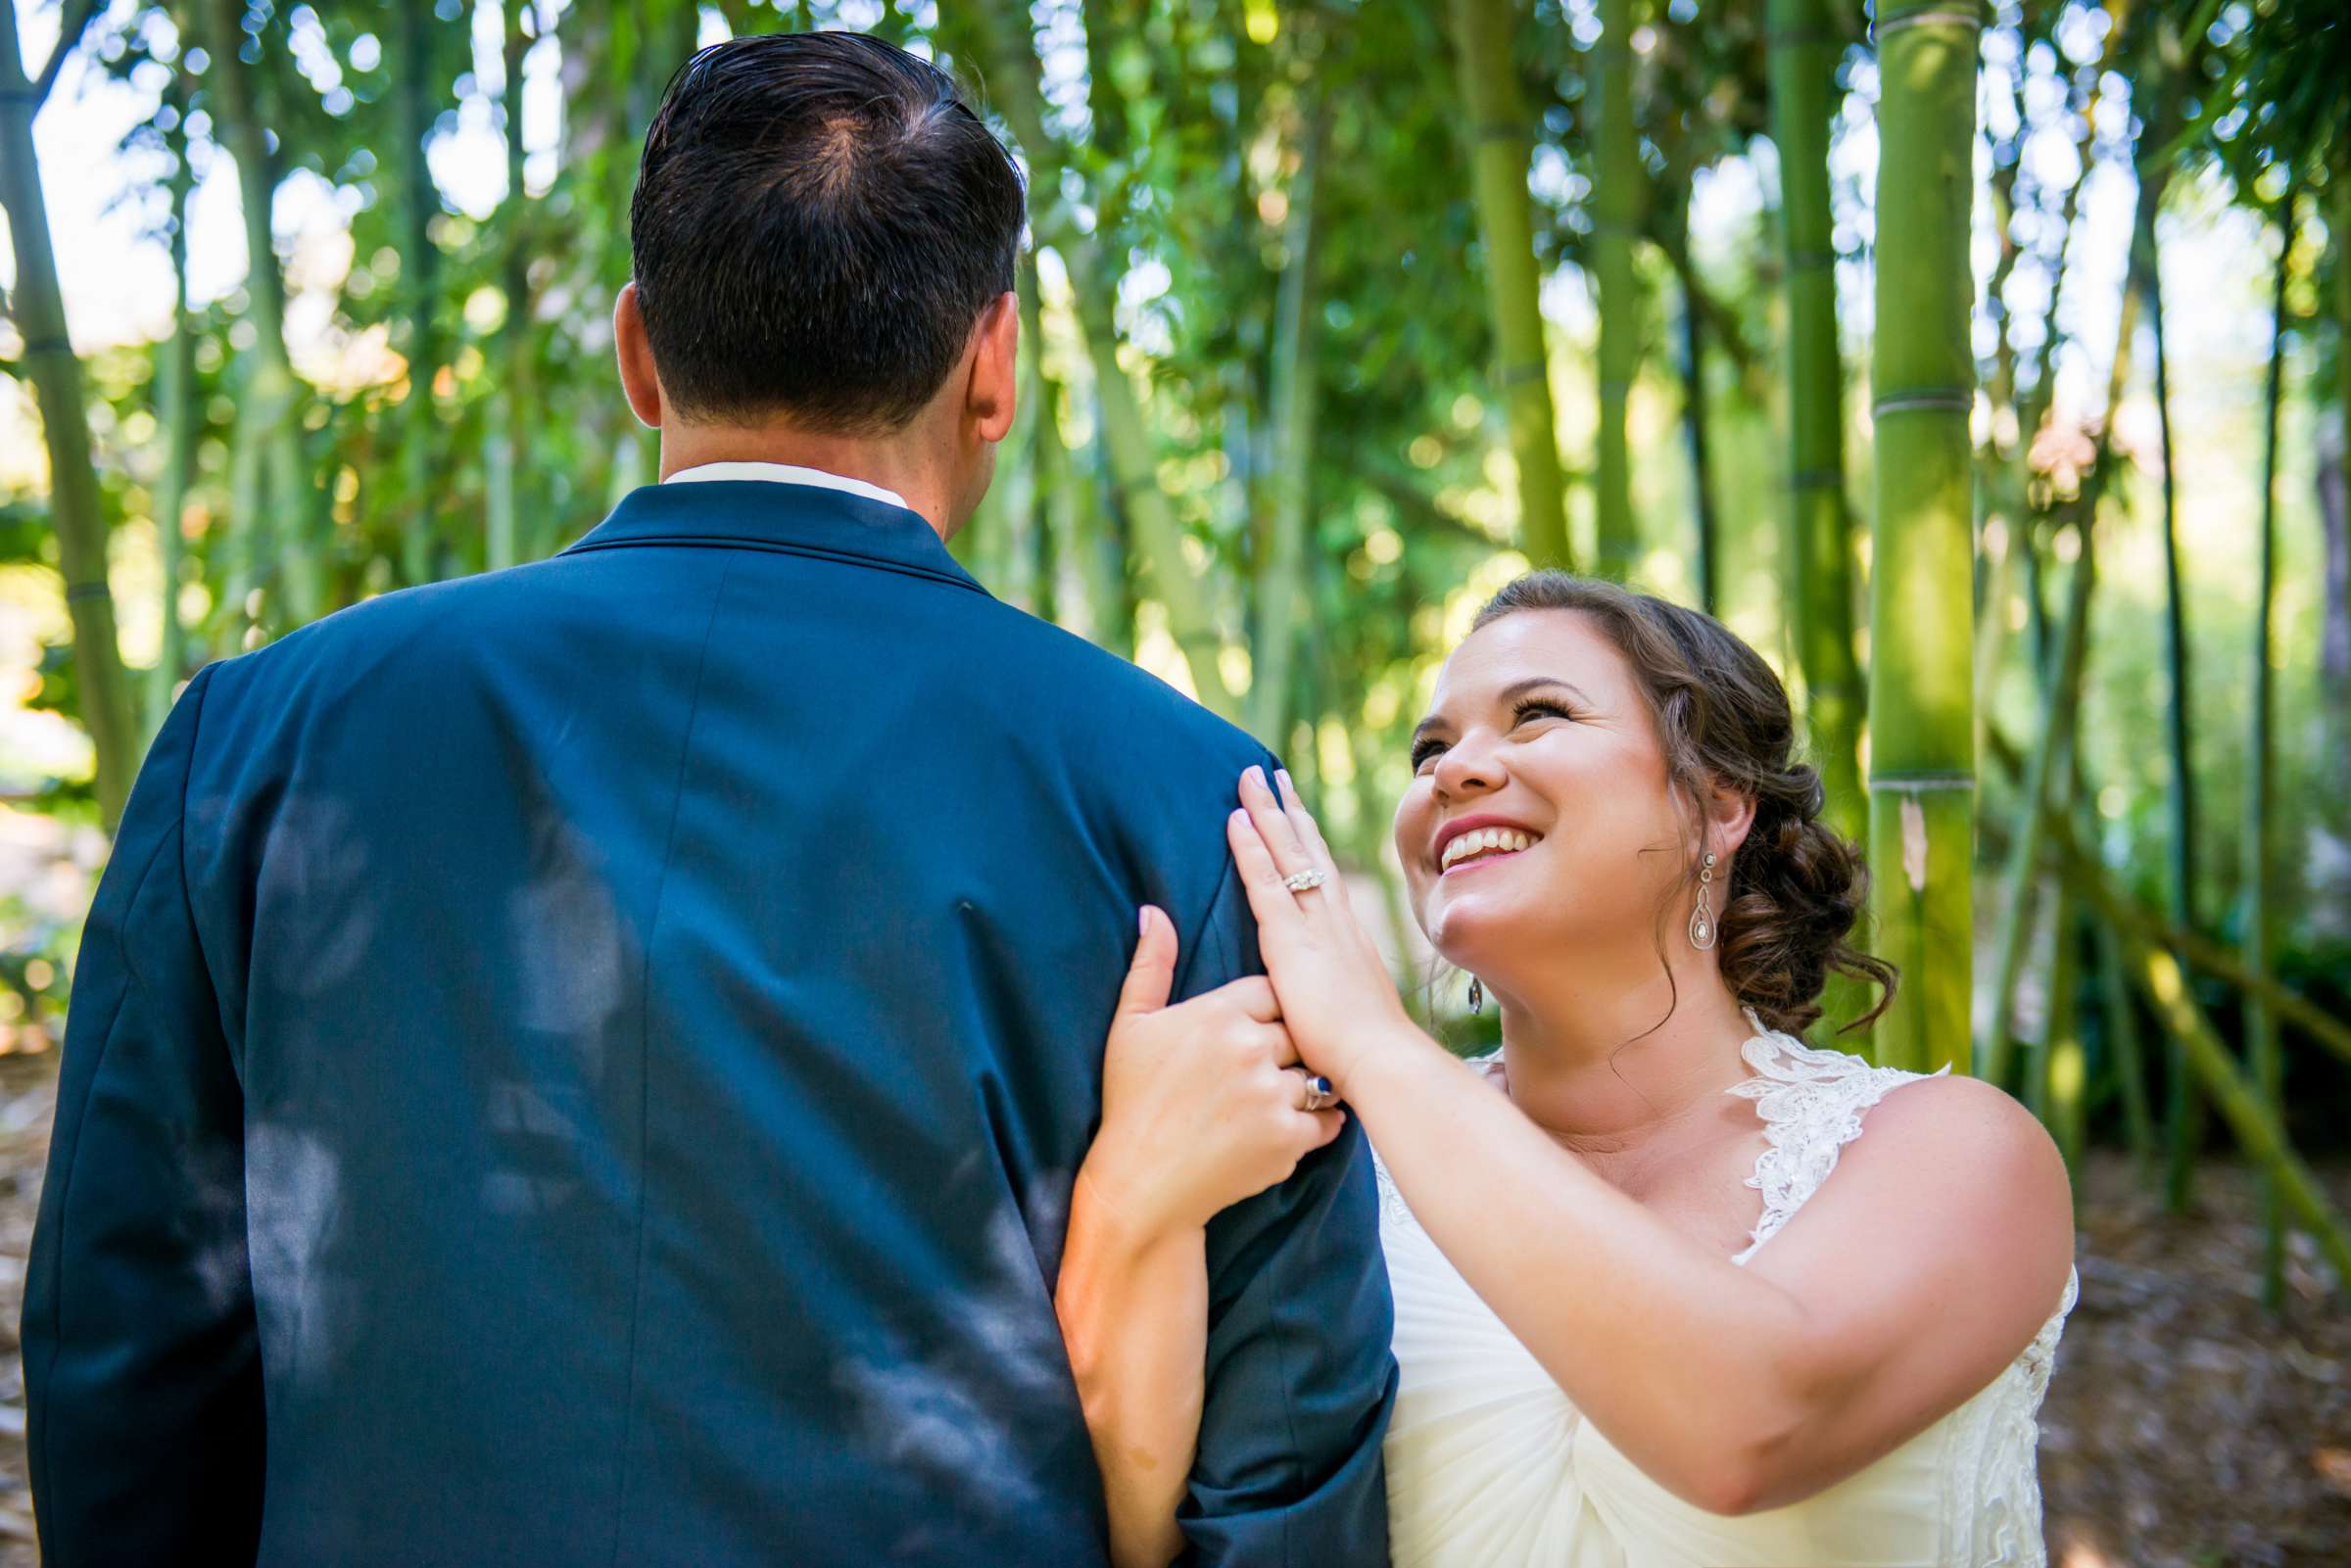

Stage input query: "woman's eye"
[
  {"left": 1512, "top": 698, "right": 1576, "bottom": 727},
  {"left": 1410, "top": 742, "right": 1446, "bottom": 773}
]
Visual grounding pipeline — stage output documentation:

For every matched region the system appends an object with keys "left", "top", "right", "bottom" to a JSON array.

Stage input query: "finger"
[
  {"left": 1220, "top": 975, "right": 1281, "bottom": 1023},
  {"left": 1273, "top": 770, "right": 1340, "bottom": 878},
  {"left": 1264, "top": 1029, "right": 1303, "bottom": 1069},
  {"left": 1116, "top": 905, "right": 1179, "bottom": 1016},
  {"left": 1284, "top": 1066, "right": 1331, "bottom": 1108},
  {"left": 1238, "top": 766, "right": 1313, "bottom": 879},
  {"left": 1305, "top": 1107, "right": 1347, "bottom": 1149},
  {"left": 1226, "top": 808, "right": 1297, "bottom": 926}
]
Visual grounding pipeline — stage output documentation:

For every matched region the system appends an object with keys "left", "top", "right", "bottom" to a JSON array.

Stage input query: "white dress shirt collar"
[{"left": 662, "top": 460, "right": 911, "bottom": 514}]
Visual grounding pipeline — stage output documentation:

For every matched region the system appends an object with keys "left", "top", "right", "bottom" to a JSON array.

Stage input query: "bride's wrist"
[
  {"left": 1332, "top": 1022, "right": 1448, "bottom": 1111},
  {"left": 1070, "top": 1155, "right": 1194, "bottom": 1260}
]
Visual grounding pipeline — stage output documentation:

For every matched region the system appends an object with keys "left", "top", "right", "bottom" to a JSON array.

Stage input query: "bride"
[{"left": 1056, "top": 571, "right": 2078, "bottom": 1568}]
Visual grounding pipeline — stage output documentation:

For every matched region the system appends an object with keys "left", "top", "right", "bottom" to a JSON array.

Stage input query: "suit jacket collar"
[{"left": 561, "top": 480, "right": 986, "bottom": 596}]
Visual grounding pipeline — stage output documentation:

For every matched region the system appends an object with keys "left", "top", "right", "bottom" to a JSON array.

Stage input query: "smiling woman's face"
[{"left": 1393, "top": 607, "right": 1692, "bottom": 994}]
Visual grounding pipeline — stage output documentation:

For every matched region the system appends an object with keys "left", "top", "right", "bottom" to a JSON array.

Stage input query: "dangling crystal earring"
[
  {"left": 1688, "top": 850, "right": 1718, "bottom": 950},
  {"left": 1466, "top": 975, "right": 1485, "bottom": 1014}
]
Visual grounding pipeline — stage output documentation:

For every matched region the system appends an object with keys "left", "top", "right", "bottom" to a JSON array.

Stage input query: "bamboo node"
[
  {"left": 1867, "top": 771, "right": 1974, "bottom": 789},
  {"left": 1874, "top": 7, "right": 1986, "bottom": 38},
  {"left": 1871, "top": 390, "right": 1973, "bottom": 416}
]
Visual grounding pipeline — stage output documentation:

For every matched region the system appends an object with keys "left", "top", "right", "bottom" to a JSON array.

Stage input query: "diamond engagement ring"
[{"left": 1282, "top": 868, "right": 1329, "bottom": 892}]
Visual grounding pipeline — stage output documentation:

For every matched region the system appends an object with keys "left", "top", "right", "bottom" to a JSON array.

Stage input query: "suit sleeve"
[
  {"left": 23, "top": 663, "right": 265, "bottom": 1564},
  {"left": 1168, "top": 766, "right": 1399, "bottom": 1567}
]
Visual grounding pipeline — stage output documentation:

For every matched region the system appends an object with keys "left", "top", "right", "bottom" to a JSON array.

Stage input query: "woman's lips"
[{"left": 1439, "top": 846, "right": 1531, "bottom": 879}]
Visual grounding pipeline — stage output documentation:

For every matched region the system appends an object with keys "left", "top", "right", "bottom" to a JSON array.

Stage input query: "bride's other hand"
[
  {"left": 1078, "top": 905, "right": 1347, "bottom": 1246},
  {"left": 1228, "top": 767, "right": 1428, "bottom": 1092}
]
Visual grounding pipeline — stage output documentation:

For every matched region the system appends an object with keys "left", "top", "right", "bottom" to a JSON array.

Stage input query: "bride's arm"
[
  {"left": 1057, "top": 1179, "right": 1206, "bottom": 1568},
  {"left": 1229, "top": 769, "right": 2073, "bottom": 1516},
  {"left": 1058, "top": 906, "right": 1345, "bottom": 1567}
]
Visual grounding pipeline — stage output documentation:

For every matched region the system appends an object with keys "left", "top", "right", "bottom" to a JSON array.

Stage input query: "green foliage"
[{"left": 0, "top": 0, "right": 2346, "bottom": 1182}]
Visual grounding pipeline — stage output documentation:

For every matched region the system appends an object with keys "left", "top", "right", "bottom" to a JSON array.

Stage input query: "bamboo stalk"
[
  {"left": 1591, "top": 0, "right": 1643, "bottom": 580},
  {"left": 149, "top": 79, "right": 199, "bottom": 735},
  {"left": 2009, "top": 767, "right": 2351, "bottom": 1075},
  {"left": 966, "top": 0, "right": 1241, "bottom": 717},
  {"left": 201, "top": 0, "right": 318, "bottom": 626},
  {"left": 398, "top": 0, "right": 445, "bottom": 585},
  {"left": 2331, "top": 162, "right": 2351, "bottom": 773},
  {"left": 1669, "top": 230, "right": 1718, "bottom": 613},
  {"left": 1972, "top": 520, "right": 2016, "bottom": 764},
  {"left": 487, "top": 0, "right": 533, "bottom": 573},
  {"left": 1445, "top": 0, "right": 1571, "bottom": 568},
  {"left": 1865, "top": 0, "right": 1982, "bottom": 1076},
  {"left": 2250, "top": 187, "right": 2296, "bottom": 1309},
  {"left": 1985, "top": 524, "right": 2095, "bottom": 1089},
  {"left": 1769, "top": 0, "right": 1864, "bottom": 842},
  {"left": 1247, "top": 92, "right": 1331, "bottom": 746},
  {"left": 1011, "top": 261, "right": 1058, "bottom": 620},
  {"left": 2036, "top": 880, "right": 2087, "bottom": 1175},
  {"left": 1986, "top": 742, "right": 2351, "bottom": 1190},
  {"left": 2141, "top": 183, "right": 2205, "bottom": 1210},
  {"left": 0, "top": 1, "right": 138, "bottom": 829},
  {"left": 2069, "top": 857, "right": 2351, "bottom": 1291},
  {"left": 2339, "top": 166, "right": 2350, "bottom": 670},
  {"left": 2090, "top": 891, "right": 2159, "bottom": 1176}
]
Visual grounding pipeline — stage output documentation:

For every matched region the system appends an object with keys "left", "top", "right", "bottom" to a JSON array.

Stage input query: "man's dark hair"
[{"left": 629, "top": 32, "right": 1026, "bottom": 432}]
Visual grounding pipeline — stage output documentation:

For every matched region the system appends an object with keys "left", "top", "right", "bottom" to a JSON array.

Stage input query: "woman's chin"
[{"left": 1426, "top": 889, "right": 1535, "bottom": 970}]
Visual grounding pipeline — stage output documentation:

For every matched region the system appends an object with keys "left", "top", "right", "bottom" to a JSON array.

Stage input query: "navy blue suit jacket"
[{"left": 23, "top": 480, "right": 1396, "bottom": 1566}]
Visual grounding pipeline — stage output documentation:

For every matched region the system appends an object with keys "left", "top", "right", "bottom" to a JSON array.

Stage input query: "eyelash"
[{"left": 1411, "top": 697, "right": 1579, "bottom": 771}]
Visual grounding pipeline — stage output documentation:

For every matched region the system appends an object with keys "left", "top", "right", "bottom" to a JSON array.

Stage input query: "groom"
[{"left": 24, "top": 30, "right": 1393, "bottom": 1567}]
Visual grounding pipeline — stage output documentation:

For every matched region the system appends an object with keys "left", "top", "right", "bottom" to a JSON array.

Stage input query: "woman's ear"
[{"left": 1703, "top": 780, "right": 1757, "bottom": 861}]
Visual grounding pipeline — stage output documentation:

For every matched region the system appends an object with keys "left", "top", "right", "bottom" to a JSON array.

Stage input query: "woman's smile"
[{"left": 1435, "top": 818, "right": 1546, "bottom": 876}]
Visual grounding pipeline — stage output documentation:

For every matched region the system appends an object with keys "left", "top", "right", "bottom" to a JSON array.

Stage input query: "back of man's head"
[{"left": 629, "top": 32, "right": 1026, "bottom": 435}]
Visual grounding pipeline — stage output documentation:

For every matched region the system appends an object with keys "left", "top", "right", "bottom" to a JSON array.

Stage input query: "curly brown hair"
[{"left": 1471, "top": 571, "right": 1895, "bottom": 1038}]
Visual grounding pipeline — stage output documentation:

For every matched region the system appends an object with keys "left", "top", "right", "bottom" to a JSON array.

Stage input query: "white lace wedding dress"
[{"left": 1373, "top": 1018, "right": 2078, "bottom": 1567}]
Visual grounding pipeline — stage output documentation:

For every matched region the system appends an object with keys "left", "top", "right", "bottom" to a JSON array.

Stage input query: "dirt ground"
[{"left": 0, "top": 1050, "right": 2341, "bottom": 1565}]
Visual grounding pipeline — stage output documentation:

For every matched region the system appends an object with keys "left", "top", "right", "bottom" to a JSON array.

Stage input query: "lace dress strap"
[{"left": 1724, "top": 1010, "right": 1945, "bottom": 1264}]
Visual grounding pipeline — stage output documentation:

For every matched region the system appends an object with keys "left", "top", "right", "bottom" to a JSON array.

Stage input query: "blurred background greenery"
[{"left": 0, "top": 0, "right": 2347, "bottom": 1555}]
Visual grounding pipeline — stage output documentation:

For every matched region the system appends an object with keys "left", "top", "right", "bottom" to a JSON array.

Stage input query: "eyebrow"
[{"left": 1411, "top": 677, "right": 1596, "bottom": 746}]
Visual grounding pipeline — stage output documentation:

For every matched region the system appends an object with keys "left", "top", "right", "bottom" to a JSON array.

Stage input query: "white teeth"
[{"left": 1441, "top": 828, "right": 1539, "bottom": 870}]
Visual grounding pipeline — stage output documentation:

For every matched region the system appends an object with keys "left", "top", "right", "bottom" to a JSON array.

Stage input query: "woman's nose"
[{"left": 1433, "top": 734, "right": 1503, "bottom": 799}]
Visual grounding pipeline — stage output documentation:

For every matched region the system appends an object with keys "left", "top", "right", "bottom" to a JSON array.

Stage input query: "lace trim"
[{"left": 1723, "top": 1010, "right": 1947, "bottom": 1265}]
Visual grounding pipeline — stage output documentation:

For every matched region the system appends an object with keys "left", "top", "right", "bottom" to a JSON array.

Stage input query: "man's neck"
[{"left": 657, "top": 429, "right": 953, "bottom": 539}]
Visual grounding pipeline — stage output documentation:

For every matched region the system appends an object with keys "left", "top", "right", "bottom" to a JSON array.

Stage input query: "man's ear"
[
  {"left": 613, "top": 282, "right": 665, "bottom": 429},
  {"left": 964, "top": 291, "right": 1020, "bottom": 444}
]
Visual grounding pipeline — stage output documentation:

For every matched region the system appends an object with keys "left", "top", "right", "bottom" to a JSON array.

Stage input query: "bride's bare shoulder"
[{"left": 1839, "top": 1071, "right": 2074, "bottom": 1286}]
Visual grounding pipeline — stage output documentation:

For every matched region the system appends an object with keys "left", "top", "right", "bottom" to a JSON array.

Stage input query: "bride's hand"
[
  {"left": 1227, "top": 767, "right": 1428, "bottom": 1093},
  {"left": 1078, "top": 906, "right": 1348, "bottom": 1245}
]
